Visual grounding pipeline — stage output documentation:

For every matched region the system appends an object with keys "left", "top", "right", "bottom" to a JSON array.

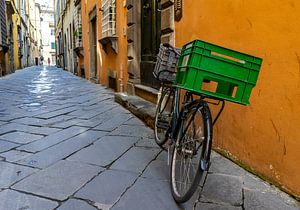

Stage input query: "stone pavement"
[{"left": 0, "top": 66, "right": 299, "bottom": 210}]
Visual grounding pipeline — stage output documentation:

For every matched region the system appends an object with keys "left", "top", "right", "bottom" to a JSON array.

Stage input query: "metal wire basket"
[{"left": 153, "top": 44, "right": 181, "bottom": 83}]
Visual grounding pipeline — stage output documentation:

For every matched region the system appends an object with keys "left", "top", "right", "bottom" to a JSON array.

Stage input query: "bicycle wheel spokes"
[
  {"left": 171, "top": 107, "right": 207, "bottom": 202},
  {"left": 154, "top": 88, "right": 174, "bottom": 146}
]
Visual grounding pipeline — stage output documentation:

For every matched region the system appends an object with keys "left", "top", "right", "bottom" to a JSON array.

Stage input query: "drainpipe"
[{"left": 119, "top": 64, "right": 124, "bottom": 92}]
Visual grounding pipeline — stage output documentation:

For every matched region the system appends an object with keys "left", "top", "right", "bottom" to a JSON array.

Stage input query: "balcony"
[{"left": 100, "top": 0, "right": 118, "bottom": 53}]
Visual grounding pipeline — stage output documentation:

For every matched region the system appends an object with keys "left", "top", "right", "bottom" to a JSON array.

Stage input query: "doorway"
[{"left": 140, "top": 0, "right": 161, "bottom": 89}]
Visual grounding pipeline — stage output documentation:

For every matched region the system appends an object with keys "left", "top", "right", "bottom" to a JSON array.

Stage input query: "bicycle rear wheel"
[
  {"left": 170, "top": 101, "right": 212, "bottom": 203},
  {"left": 154, "top": 86, "right": 175, "bottom": 147}
]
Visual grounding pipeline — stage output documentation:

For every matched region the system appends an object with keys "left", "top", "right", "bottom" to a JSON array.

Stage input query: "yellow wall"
[
  {"left": 175, "top": 0, "right": 300, "bottom": 198},
  {"left": 82, "top": 0, "right": 128, "bottom": 91},
  {"left": 12, "top": 14, "right": 21, "bottom": 69}
]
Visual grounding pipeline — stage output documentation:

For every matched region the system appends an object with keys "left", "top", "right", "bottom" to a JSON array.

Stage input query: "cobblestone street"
[{"left": 0, "top": 66, "right": 298, "bottom": 210}]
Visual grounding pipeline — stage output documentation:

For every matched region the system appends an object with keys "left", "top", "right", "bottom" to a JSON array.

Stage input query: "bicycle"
[
  {"left": 153, "top": 43, "right": 225, "bottom": 203},
  {"left": 153, "top": 40, "right": 262, "bottom": 203}
]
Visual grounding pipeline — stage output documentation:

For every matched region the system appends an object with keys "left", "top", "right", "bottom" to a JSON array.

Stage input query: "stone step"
[{"left": 134, "top": 84, "right": 159, "bottom": 104}]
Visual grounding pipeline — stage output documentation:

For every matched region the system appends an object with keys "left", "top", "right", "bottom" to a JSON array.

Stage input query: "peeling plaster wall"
[{"left": 175, "top": 0, "right": 300, "bottom": 198}]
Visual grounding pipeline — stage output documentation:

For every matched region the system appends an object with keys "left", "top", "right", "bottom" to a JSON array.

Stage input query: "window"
[
  {"left": 74, "top": 4, "right": 82, "bottom": 48},
  {"left": 51, "top": 42, "right": 55, "bottom": 49},
  {"left": 101, "top": 0, "right": 116, "bottom": 38},
  {"left": 51, "top": 29, "right": 54, "bottom": 35}
]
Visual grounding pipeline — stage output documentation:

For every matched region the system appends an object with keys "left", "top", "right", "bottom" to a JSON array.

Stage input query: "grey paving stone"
[
  {"left": 135, "top": 137, "right": 159, "bottom": 148},
  {"left": 29, "top": 126, "right": 62, "bottom": 136},
  {"left": 12, "top": 117, "right": 48, "bottom": 126},
  {"left": 0, "top": 123, "right": 38, "bottom": 135},
  {"left": 75, "top": 169, "right": 138, "bottom": 207},
  {"left": 29, "top": 106, "right": 74, "bottom": 119},
  {"left": 51, "top": 118, "right": 84, "bottom": 129},
  {"left": 209, "top": 155, "right": 246, "bottom": 176},
  {"left": 0, "top": 161, "right": 37, "bottom": 188},
  {"left": 110, "top": 147, "right": 160, "bottom": 174},
  {"left": 243, "top": 173, "right": 274, "bottom": 192},
  {"left": 109, "top": 124, "right": 154, "bottom": 138},
  {"left": 67, "top": 135, "right": 137, "bottom": 167},
  {"left": 123, "top": 117, "right": 145, "bottom": 126},
  {"left": 0, "top": 121, "right": 7, "bottom": 126},
  {"left": 108, "top": 105, "right": 131, "bottom": 114},
  {"left": 244, "top": 189, "right": 300, "bottom": 210},
  {"left": 0, "top": 131, "right": 43, "bottom": 144},
  {"left": 75, "top": 119, "right": 103, "bottom": 128},
  {"left": 37, "top": 115, "right": 75, "bottom": 126},
  {"left": 57, "top": 199, "right": 97, "bottom": 210},
  {"left": 98, "top": 106, "right": 130, "bottom": 119},
  {"left": 35, "top": 106, "right": 77, "bottom": 119},
  {"left": 12, "top": 160, "right": 103, "bottom": 201},
  {"left": 195, "top": 202, "right": 242, "bottom": 210},
  {"left": 201, "top": 174, "right": 243, "bottom": 206},
  {"left": 17, "top": 126, "right": 89, "bottom": 152},
  {"left": 0, "top": 189, "right": 58, "bottom": 210},
  {"left": 142, "top": 159, "right": 169, "bottom": 181},
  {"left": 0, "top": 113, "right": 29, "bottom": 121},
  {"left": 68, "top": 109, "right": 103, "bottom": 120},
  {"left": 0, "top": 140, "right": 19, "bottom": 153},
  {"left": 0, "top": 150, "right": 32, "bottom": 162},
  {"left": 111, "top": 177, "right": 196, "bottom": 210},
  {"left": 156, "top": 150, "right": 169, "bottom": 162},
  {"left": 82, "top": 104, "right": 110, "bottom": 112},
  {"left": 18, "top": 130, "right": 107, "bottom": 168},
  {"left": 93, "top": 113, "right": 132, "bottom": 131}
]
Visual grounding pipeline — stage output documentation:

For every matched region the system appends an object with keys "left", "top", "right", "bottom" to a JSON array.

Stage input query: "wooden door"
[
  {"left": 140, "top": 0, "right": 161, "bottom": 89},
  {"left": 90, "top": 17, "right": 97, "bottom": 79}
]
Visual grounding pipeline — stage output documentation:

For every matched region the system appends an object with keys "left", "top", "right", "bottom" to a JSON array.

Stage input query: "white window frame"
[{"left": 101, "top": 0, "right": 116, "bottom": 38}]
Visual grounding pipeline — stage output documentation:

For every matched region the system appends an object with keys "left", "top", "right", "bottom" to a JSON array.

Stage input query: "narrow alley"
[{"left": 0, "top": 66, "right": 298, "bottom": 210}]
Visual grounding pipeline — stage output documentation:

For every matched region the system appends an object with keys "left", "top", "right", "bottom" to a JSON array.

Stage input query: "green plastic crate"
[{"left": 175, "top": 40, "right": 263, "bottom": 105}]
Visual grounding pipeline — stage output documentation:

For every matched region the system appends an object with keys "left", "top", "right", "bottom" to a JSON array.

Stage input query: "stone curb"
[{"left": 114, "top": 93, "right": 156, "bottom": 129}]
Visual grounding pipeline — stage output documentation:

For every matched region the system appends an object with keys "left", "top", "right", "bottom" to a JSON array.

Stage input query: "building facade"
[
  {"left": 6, "top": 0, "right": 17, "bottom": 73},
  {"left": 54, "top": 0, "right": 63, "bottom": 68},
  {"left": 62, "top": 0, "right": 75, "bottom": 73},
  {"left": 0, "top": 0, "right": 9, "bottom": 76},
  {"left": 27, "top": 0, "right": 42, "bottom": 66},
  {"left": 0, "top": 0, "right": 45, "bottom": 77},
  {"left": 13, "top": 0, "right": 28, "bottom": 69},
  {"left": 40, "top": 4, "right": 56, "bottom": 65}
]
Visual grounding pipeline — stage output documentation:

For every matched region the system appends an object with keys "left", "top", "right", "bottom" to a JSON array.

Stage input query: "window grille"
[
  {"left": 74, "top": 4, "right": 82, "bottom": 48},
  {"left": 101, "top": 0, "right": 116, "bottom": 38}
]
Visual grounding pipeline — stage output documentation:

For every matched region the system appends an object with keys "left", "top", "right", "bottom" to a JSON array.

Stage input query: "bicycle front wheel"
[
  {"left": 154, "top": 86, "right": 175, "bottom": 147},
  {"left": 170, "top": 102, "right": 212, "bottom": 203}
]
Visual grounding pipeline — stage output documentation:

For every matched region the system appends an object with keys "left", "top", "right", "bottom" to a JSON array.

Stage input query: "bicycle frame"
[{"left": 168, "top": 92, "right": 225, "bottom": 171}]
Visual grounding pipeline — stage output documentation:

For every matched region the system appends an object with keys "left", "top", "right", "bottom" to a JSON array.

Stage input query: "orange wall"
[
  {"left": 175, "top": 0, "right": 300, "bottom": 198},
  {"left": 81, "top": 0, "right": 128, "bottom": 91},
  {"left": 81, "top": 0, "right": 97, "bottom": 80}
]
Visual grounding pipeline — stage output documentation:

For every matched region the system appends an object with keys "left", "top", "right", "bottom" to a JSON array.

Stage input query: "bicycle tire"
[
  {"left": 154, "top": 86, "right": 175, "bottom": 147},
  {"left": 170, "top": 101, "right": 213, "bottom": 203}
]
